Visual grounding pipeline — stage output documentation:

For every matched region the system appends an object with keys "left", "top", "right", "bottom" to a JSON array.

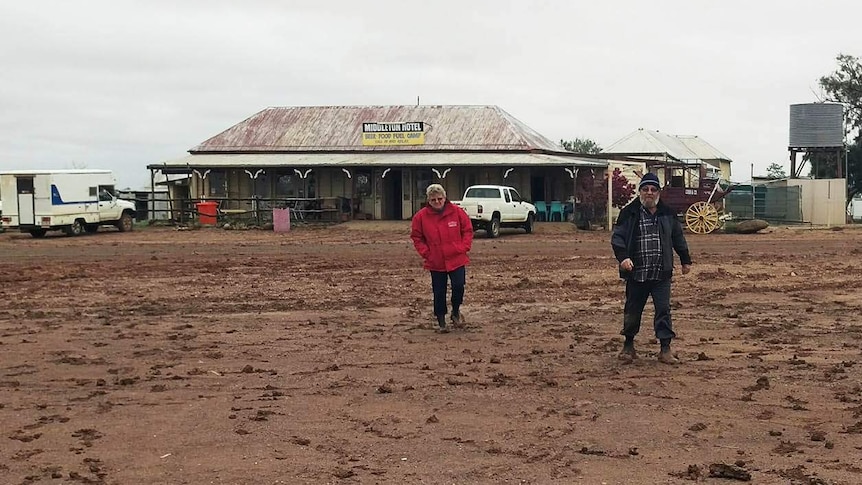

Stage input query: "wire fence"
[{"left": 725, "top": 186, "right": 803, "bottom": 223}]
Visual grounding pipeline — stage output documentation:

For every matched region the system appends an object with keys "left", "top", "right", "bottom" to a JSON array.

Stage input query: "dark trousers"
[
  {"left": 431, "top": 266, "right": 466, "bottom": 318},
  {"left": 622, "top": 278, "right": 675, "bottom": 341}
]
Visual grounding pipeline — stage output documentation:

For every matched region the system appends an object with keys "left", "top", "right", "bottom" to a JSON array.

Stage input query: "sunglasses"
[{"left": 429, "top": 197, "right": 445, "bottom": 202}]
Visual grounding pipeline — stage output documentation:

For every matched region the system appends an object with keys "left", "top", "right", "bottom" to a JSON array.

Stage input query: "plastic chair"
[
  {"left": 533, "top": 201, "right": 548, "bottom": 221},
  {"left": 549, "top": 201, "right": 563, "bottom": 221}
]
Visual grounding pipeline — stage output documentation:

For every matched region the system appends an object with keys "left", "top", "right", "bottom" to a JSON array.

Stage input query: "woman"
[{"left": 410, "top": 184, "right": 473, "bottom": 332}]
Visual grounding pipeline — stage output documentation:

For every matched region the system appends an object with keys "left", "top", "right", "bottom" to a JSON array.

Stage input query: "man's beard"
[{"left": 640, "top": 193, "right": 659, "bottom": 209}]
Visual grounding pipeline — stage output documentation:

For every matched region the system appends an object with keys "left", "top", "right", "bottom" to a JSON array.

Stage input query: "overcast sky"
[{"left": 1, "top": 1, "right": 859, "bottom": 188}]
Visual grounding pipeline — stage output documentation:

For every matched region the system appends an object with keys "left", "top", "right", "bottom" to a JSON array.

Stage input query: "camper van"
[{"left": 0, "top": 170, "right": 136, "bottom": 237}]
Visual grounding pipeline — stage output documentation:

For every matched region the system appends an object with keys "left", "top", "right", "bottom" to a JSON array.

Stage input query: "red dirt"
[{"left": 1, "top": 222, "right": 861, "bottom": 484}]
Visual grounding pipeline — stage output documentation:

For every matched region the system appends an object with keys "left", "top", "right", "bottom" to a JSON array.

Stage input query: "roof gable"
[
  {"left": 603, "top": 128, "right": 731, "bottom": 163},
  {"left": 191, "top": 105, "right": 566, "bottom": 153}
]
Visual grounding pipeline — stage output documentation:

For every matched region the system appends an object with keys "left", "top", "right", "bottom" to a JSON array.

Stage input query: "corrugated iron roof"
[
  {"left": 0, "top": 169, "right": 114, "bottom": 175},
  {"left": 191, "top": 105, "right": 567, "bottom": 153},
  {"left": 603, "top": 129, "right": 731, "bottom": 166},
  {"left": 150, "top": 152, "right": 609, "bottom": 170},
  {"left": 674, "top": 135, "right": 731, "bottom": 161}
]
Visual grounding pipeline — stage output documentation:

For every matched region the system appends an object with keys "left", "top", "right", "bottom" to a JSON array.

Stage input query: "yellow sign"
[
  {"left": 361, "top": 121, "right": 425, "bottom": 146},
  {"left": 362, "top": 131, "right": 425, "bottom": 146}
]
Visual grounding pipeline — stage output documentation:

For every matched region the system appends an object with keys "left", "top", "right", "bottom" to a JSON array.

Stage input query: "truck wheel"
[
  {"left": 84, "top": 224, "right": 99, "bottom": 234},
  {"left": 487, "top": 216, "right": 501, "bottom": 238},
  {"left": 117, "top": 212, "right": 134, "bottom": 232},
  {"left": 30, "top": 229, "right": 47, "bottom": 238},
  {"left": 64, "top": 220, "right": 84, "bottom": 236},
  {"left": 524, "top": 213, "right": 535, "bottom": 234}
]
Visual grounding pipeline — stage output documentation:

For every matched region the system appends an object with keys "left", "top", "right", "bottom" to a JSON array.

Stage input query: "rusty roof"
[{"left": 191, "top": 105, "right": 567, "bottom": 154}]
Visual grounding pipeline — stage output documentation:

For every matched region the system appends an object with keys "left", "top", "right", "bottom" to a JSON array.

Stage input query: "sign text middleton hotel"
[{"left": 361, "top": 122, "right": 425, "bottom": 146}]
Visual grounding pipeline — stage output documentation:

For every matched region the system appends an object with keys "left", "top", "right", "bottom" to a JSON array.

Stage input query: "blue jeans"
[
  {"left": 431, "top": 266, "right": 466, "bottom": 318},
  {"left": 622, "top": 278, "right": 675, "bottom": 341}
]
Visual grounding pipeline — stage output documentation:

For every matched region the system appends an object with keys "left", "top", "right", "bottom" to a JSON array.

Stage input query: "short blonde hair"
[{"left": 426, "top": 184, "right": 446, "bottom": 198}]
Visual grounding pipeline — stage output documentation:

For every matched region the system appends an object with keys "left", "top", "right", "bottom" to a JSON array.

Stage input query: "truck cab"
[{"left": 453, "top": 185, "right": 537, "bottom": 238}]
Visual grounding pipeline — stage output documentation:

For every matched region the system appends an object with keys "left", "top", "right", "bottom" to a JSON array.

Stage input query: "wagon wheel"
[{"left": 685, "top": 201, "right": 720, "bottom": 234}]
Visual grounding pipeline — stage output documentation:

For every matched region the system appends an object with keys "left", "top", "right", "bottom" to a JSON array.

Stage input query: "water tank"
[{"left": 789, "top": 103, "right": 844, "bottom": 148}]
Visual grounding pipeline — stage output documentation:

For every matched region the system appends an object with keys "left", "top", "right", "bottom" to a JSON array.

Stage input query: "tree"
[
  {"left": 765, "top": 163, "right": 787, "bottom": 179},
  {"left": 846, "top": 141, "right": 862, "bottom": 201},
  {"left": 609, "top": 168, "right": 636, "bottom": 209},
  {"left": 561, "top": 138, "right": 602, "bottom": 154},
  {"left": 819, "top": 54, "right": 862, "bottom": 140},
  {"left": 817, "top": 54, "right": 862, "bottom": 200},
  {"left": 575, "top": 167, "right": 635, "bottom": 229}
]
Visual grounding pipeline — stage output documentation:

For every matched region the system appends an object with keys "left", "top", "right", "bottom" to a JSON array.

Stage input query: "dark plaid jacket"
[{"left": 611, "top": 199, "right": 692, "bottom": 280}]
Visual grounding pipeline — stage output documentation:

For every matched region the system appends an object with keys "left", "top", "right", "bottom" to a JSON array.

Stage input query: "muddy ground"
[{"left": 1, "top": 221, "right": 861, "bottom": 484}]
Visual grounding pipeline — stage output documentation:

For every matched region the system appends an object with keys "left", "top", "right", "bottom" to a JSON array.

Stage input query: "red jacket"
[{"left": 411, "top": 201, "right": 473, "bottom": 272}]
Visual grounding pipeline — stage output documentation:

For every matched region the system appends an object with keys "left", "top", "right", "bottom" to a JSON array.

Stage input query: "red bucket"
[{"left": 195, "top": 201, "right": 218, "bottom": 225}]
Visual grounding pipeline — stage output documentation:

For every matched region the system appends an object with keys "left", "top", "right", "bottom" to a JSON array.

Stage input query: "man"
[
  {"left": 611, "top": 172, "right": 692, "bottom": 364},
  {"left": 410, "top": 184, "right": 473, "bottom": 333}
]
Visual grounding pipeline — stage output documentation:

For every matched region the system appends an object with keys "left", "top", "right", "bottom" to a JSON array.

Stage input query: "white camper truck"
[{"left": 0, "top": 170, "right": 136, "bottom": 237}]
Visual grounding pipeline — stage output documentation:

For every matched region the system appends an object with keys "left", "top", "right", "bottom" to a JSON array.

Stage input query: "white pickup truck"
[{"left": 453, "top": 185, "right": 537, "bottom": 238}]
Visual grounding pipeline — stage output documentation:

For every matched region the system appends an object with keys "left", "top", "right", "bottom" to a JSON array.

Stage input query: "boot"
[
  {"left": 435, "top": 315, "right": 449, "bottom": 333},
  {"left": 658, "top": 340, "right": 679, "bottom": 365},
  {"left": 618, "top": 342, "right": 637, "bottom": 363},
  {"left": 451, "top": 310, "right": 465, "bottom": 329}
]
